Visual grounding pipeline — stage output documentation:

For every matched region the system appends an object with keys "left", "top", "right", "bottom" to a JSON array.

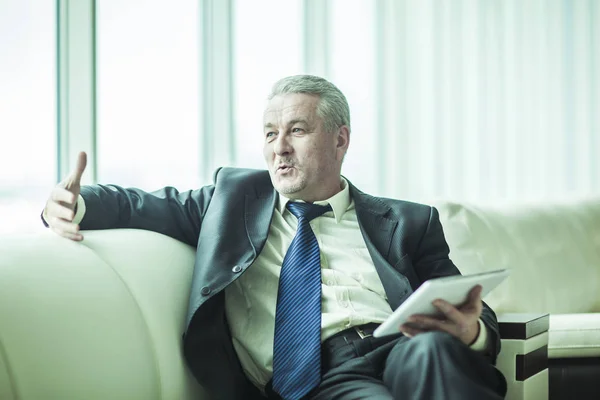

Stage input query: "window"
[
  {"left": 233, "top": 0, "right": 304, "bottom": 170},
  {"left": 96, "top": 0, "right": 201, "bottom": 191},
  {"left": 330, "top": 0, "right": 377, "bottom": 194},
  {"left": 0, "top": 0, "right": 56, "bottom": 234}
]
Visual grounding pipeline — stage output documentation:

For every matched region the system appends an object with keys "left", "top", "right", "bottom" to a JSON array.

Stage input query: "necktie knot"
[{"left": 286, "top": 202, "right": 332, "bottom": 222}]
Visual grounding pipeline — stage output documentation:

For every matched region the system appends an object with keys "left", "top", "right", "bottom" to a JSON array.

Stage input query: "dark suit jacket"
[{"left": 79, "top": 168, "right": 501, "bottom": 400}]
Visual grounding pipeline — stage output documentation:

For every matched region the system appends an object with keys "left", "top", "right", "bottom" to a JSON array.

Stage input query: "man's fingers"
[
  {"left": 46, "top": 201, "right": 75, "bottom": 221},
  {"left": 50, "top": 226, "right": 83, "bottom": 241},
  {"left": 69, "top": 151, "right": 87, "bottom": 186},
  {"left": 406, "top": 316, "right": 453, "bottom": 334},
  {"left": 462, "top": 285, "right": 484, "bottom": 315},
  {"left": 51, "top": 187, "right": 77, "bottom": 206},
  {"left": 48, "top": 217, "right": 83, "bottom": 241},
  {"left": 468, "top": 285, "right": 483, "bottom": 303},
  {"left": 399, "top": 325, "right": 417, "bottom": 338},
  {"left": 48, "top": 216, "right": 80, "bottom": 234},
  {"left": 433, "top": 299, "right": 463, "bottom": 324}
]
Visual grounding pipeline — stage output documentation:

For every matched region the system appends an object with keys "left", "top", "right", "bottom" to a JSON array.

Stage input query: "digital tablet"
[{"left": 373, "top": 269, "right": 510, "bottom": 338}]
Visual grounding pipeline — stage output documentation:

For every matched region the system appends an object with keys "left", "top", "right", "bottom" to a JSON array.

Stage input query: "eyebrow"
[
  {"left": 264, "top": 119, "right": 310, "bottom": 130},
  {"left": 288, "top": 119, "right": 309, "bottom": 126}
]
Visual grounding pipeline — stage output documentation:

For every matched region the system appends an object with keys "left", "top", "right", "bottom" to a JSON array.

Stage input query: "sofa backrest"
[{"left": 434, "top": 198, "right": 600, "bottom": 314}]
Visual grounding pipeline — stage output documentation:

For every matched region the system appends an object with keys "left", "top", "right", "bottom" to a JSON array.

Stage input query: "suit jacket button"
[
  {"left": 232, "top": 265, "right": 242, "bottom": 273},
  {"left": 200, "top": 286, "right": 211, "bottom": 296}
]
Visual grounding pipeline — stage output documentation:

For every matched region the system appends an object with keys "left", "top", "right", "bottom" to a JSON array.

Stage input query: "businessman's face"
[{"left": 263, "top": 93, "right": 349, "bottom": 202}]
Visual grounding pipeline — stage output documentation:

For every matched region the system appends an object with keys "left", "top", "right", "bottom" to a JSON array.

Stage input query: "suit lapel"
[
  {"left": 244, "top": 181, "right": 277, "bottom": 258},
  {"left": 350, "top": 184, "right": 397, "bottom": 259},
  {"left": 350, "top": 184, "right": 412, "bottom": 310}
]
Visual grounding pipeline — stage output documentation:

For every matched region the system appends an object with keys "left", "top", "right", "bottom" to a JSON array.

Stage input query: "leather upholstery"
[
  {"left": 0, "top": 230, "right": 205, "bottom": 400},
  {"left": 548, "top": 314, "right": 600, "bottom": 358}
]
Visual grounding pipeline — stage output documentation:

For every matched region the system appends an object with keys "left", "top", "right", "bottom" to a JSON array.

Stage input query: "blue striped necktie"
[{"left": 272, "top": 201, "right": 332, "bottom": 400}]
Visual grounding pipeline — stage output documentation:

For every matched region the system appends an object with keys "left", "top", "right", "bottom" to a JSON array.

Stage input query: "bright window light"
[
  {"left": 0, "top": 0, "right": 56, "bottom": 235},
  {"left": 96, "top": 0, "right": 201, "bottom": 191},
  {"left": 233, "top": 0, "right": 304, "bottom": 170}
]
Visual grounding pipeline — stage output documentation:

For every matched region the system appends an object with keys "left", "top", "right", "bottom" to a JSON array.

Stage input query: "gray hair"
[{"left": 268, "top": 75, "right": 351, "bottom": 133}]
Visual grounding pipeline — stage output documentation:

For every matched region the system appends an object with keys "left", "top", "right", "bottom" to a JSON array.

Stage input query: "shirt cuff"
[
  {"left": 41, "top": 195, "right": 86, "bottom": 227},
  {"left": 72, "top": 195, "right": 86, "bottom": 225},
  {"left": 41, "top": 208, "right": 50, "bottom": 227},
  {"left": 469, "top": 319, "right": 489, "bottom": 352}
]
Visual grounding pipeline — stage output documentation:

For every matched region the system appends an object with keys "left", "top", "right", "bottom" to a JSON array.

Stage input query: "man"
[{"left": 43, "top": 75, "right": 506, "bottom": 399}]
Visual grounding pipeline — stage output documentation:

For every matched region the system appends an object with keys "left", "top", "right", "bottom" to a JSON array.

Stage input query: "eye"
[
  {"left": 292, "top": 127, "right": 304, "bottom": 133},
  {"left": 265, "top": 131, "right": 277, "bottom": 139}
]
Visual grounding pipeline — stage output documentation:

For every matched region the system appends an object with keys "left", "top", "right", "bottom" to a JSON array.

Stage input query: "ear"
[{"left": 336, "top": 125, "right": 350, "bottom": 156}]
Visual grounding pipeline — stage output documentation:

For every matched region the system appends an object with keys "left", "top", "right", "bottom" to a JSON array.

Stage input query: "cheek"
[
  {"left": 296, "top": 140, "right": 334, "bottom": 169},
  {"left": 298, "top": 146, "right": 316, "bottom": 165},
  {"left": 313, "top": 143, "right": 336, "bottom": 164}
]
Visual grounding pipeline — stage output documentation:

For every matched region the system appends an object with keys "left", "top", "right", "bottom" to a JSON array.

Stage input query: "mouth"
[{"left": 276, "top": 164, "right": 294, "bottom": 174}]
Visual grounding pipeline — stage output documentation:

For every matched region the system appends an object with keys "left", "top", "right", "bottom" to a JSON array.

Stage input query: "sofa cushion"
[
  {"left": 434, "top": 199, "right": 600, "bottom": 314},
  {"left": 549, "top": 314, "right": 600, "bottom": 358}
]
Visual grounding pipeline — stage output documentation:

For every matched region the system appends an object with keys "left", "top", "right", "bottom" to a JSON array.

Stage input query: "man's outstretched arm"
[
  {"left": 42, "top": 151, "right": 215, "bottom": 247},
  {"left": 76, "top": 184, "right": 214, "bottom": 246}
]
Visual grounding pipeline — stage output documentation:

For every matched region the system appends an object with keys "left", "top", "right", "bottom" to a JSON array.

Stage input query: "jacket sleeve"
[
  {"left": 78, "top": 183, "right": 215, "bottom": 247},
  {"left": 412, "top": 206, "right": 501, "bottom": 364}
]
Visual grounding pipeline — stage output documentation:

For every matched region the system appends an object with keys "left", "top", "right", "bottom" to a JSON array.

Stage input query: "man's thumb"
[{"left": 70, "top": 151, "right": 88, "bottom": 184}]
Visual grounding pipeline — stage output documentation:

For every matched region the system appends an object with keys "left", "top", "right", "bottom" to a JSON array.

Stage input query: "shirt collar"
[{"left": 277, "top": 177, "right": 351, "bottom": 223}]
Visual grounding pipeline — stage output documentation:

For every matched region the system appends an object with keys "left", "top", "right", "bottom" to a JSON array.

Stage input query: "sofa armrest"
[
  {"left": 496, "top": 313, "right": 550, "bottom": 400},
  {"left": 0, "top": 230, "right": 205, "bottom": 400}
]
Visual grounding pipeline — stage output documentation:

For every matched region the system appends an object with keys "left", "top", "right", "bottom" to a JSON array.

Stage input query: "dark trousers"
[{"left": 266, "top": 329, "right": 507, "bottom": 400}]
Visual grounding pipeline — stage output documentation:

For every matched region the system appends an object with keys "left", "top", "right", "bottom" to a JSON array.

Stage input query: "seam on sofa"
[
  {"left": 0, "top": 332, "right": 20, "bottom": 399},
  {"left": 80, "top": 246, "right": 163, "bottom": 400}
]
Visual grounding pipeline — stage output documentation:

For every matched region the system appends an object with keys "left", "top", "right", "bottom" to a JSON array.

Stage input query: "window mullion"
[
  {"left": 302, "top": 0, "right": 330, "bottom": 76},
  {"left": 57, "top": 0, "right": 97, "bottom": 184},
  {"left": 199, "top": 0, "right": 234, "bottom": 182}
]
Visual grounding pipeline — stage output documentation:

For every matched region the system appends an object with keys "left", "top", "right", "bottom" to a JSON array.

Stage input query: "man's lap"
[
  {"left": 309, "top": 331, "right": 506, "bottom": 400},
  {"left": 309, "top": 337, "right": 398, "bottom": 400}
]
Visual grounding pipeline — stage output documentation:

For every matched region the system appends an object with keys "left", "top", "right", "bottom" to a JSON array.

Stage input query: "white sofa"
[
  {"left": 434, "top": 198, "right": 600, "bottom": 400},
  {"left": 0, "top": 230, "right": 206, "bottom": 400},
  {"left": 1, "top": 198, "right": 599, "bottom": 399}
]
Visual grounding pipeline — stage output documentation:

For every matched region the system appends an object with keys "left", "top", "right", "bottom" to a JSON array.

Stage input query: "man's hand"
[
  {"left": 43, "top": 151, "right": 87, "bottom": 241},
  {"left": 399, "top": 285, "right": 483, "bottom": 346}
]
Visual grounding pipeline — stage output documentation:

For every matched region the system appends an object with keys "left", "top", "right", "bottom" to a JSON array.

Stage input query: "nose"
[{"left": 273, "top": 133, "right": 293, "bottom": 156}]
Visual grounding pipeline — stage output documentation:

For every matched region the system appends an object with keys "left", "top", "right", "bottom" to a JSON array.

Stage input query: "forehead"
[{"left": 263, "top": 93, "right": 320, "bottom": 124}]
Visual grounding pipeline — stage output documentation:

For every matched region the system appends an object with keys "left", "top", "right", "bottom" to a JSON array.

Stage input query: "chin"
[
  {"left": 274, "top": 180, "right": 305, "bottom": 196},
  {"left": 275, "top": 185, "right": 301, "bottom": 195}
]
